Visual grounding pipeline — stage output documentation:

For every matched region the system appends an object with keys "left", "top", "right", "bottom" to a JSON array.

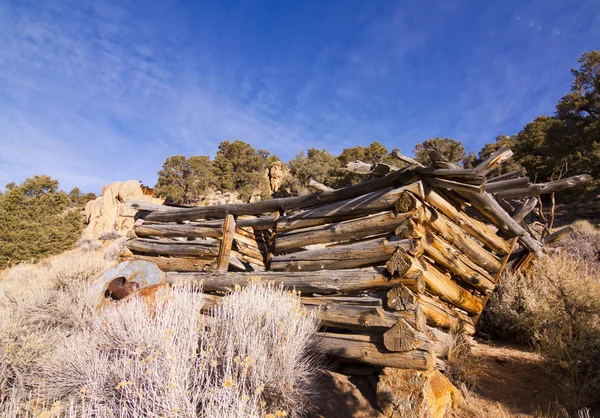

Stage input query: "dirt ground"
[{"left": 453, "top": 340, "right": 570, "bottom": 418}]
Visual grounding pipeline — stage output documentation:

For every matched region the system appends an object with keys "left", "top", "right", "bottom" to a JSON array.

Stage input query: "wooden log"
[
  {"left": 423, "top": 147, "right": 543, "bottom": 254},
  {"left": 316, "top": 332, "right": 435, "bottom": 370},
  {"left": 345, "top": 160, "right": 373, "bottom": 174},
  {"left": 487, "top": 168, "right": 527, "bottom": 183},
  {"left": 309, "top": 303, "right": 425, "bottom": 332},
  {"left": 396, "top": 192, "right": 502, "bottom": 273},
  {"left": 167, "top": 268, "right": 404, "bottom": 294},
  {"left": 274, "top": 210, "right": 416, "bottom": 252},
  {"left": 387, "top": 285, "right": 417, "bottom": 311},
  {"left": 216, "top": 214, "right": 235, "bottom": 271},
  {"left": 372, "top": 163, "right": 400, "bottom": 176},
  {"left": 396, "top": 220, "right": 496, "bottom": 293},
  {"left": 474, "top": 146, "right": 514, "bottom": 176},
  {"left": 282, "top": 181, "right": 425, "bottom": 223},
  {"left": 130, "top": 254, "right": 217, "bottom": 272},
  {"left": 270, "top": 237, "right": 419, "bottom": 272},
  {"left": 391, "top": 150, "right": 423, "bottom": 167},
  {"left": 300, "top": 296, "right": 382, "bottom": 306},
  {"left": 425, "top": 326, "right": 453, "bottom": 358},
  {"left": 141, "top": 165, "right": 418, "bottom": 221},
  {"left": 457, "top": 190, "right": 543, "bottom": 254},
  {"left": 125, "top": 238, "right": 220, "bottom": 257},
  {"left": 423, "top": 177, "right": 485, "bottom": 193},
  {"left": 494, "top": 174, "right": 593, "bottom": 199},
  {"left": 383, "top": 319, "right": 430, "bottom": 352},
  {"left": 511, "top": 197, "right": 538, "bottom": 222},
  {"left": 415, "top": 293, "right": 475, "bottom": 335},
  {"left": 308, "top": 178, "right": 334, "bottom": 192},
  {"left": 134, "top": 223, "right": 223, "bottom": 238},
  {"left": 485, "top": 177, "right": 530, "bottom": 193},
  {"left": 234, "top": 240, "right": 265, "bottom": 263},
  {"left": 425, "top": 188, "right": 511, "bottom": 255},
  {"left": 386, "top": 247, "right": 484, "bottom": 315}
]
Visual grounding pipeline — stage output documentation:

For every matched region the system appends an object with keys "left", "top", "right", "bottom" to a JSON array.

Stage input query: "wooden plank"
[{"left": 216, "top": 214, "right": 235, "bottom": 271}]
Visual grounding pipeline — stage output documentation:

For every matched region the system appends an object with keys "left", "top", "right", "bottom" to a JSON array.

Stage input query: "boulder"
[
  {"left": 313, "top": 371, "right": 384, "bottom": 418},
  {"left": 83, "top": 180, "right": 163, "bottom": 239},
  {"left": 377, "top": 368, "right": 461, "bottom": 418},
  {"left": 267, "top": 160, "right": 290, "bottom": 193}
]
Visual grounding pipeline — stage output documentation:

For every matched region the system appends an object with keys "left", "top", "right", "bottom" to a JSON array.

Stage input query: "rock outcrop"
[
  {"left": 267, "top": 160, "right": 290, "bottom": 194},
  {"left": 377, "top": 368, "right": 461, "bottom": 418},
  {"left": 314, "top": 371, "right": 384, "bottom": 418},
  {"left": 83, "top": 181, "right": 163, "bottom": 239}
]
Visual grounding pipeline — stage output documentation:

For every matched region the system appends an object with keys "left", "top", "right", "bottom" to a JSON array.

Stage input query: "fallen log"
[
  {"left": 308, "top": 178, "right": 334, "bottom": 192},
  {"left": 129, "top": 254, "right": 217, "bottom": 272},
  {"left": 396, "top": 192, "right": 502, "bottom": 273},
  {"left": 274, "top": 210, "right": 416, "bottom": 252},
  {"left": 395, "top": 220, "right": 496, "bottom": 293},
  {"left": 309, "top": 303, "right": 426, "bottom": 332},
  {"left": 167, "top": 268, "right": 406, "bottom": 294},
  {"left": 316, "top": 332, "right": 436, "bottom": 370},
  {"left": 140, "top": 165, "right": 419, "bottom": 221},
  {"left": 125, "top": 238, "right": 220, "bottom": 257},
  {"left": 134, "top": 223, "right": 223, "bottom": 238},
  {"left": 415, "top": 293, "right": 475, "bottom": 335},
  {"left": 425, "top": 189, "right": 511, "bottom": 255},
  {"left": 511, "top": 197, "right": 538, "bottom": 222},
  {"left": 270, "top": 237, "right": 419, "bottom": 272},
  {"left": 494, "top": 174, "right": 593, "bottom": 199}
]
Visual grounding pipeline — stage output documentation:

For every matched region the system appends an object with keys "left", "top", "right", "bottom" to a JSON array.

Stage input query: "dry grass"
[
  {"left": 0, "top": 249, "right": 320, "bottom": 417},
  {"left": 480, "top": 222, "right": 600, "bottom": 410}
]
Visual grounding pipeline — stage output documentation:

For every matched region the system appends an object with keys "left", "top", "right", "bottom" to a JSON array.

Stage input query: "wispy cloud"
[{"left": 0, "top": 0, "right": 598, "bottom": 192}]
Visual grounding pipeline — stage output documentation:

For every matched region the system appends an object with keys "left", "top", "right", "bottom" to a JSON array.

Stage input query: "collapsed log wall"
[{"left": 122, "top": 147, "right": 591, "bottom": 372}]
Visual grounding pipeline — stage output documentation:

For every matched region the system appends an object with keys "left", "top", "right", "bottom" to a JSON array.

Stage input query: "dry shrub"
[
  {"left": 444, "top": 331, "right": 488, "bottom": 396},
  {"left": 1, "top": 251, "right": 320, "bottom": 417},
  {"left": 480, "top": 223, "right": 600, "bottom": 409}
]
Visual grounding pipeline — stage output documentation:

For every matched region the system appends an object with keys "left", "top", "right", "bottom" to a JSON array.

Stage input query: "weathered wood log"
[
  {"left": 485, "top": 176, "right": 530, "bottom": 193},
  {"left": 372, "top": 163, "right": 400, "bottom": 176},
  {"left": 511, "top": 197, "right": 538, "bottom": 222},
  {"left": 270, "top": 237, "right": 419, "bottom": 272},
  {"left": 395, "top": 220, "right": 496, "bottom": 293},
  {"left": 425, "top": 188, "right": 511, "bottom": 255},
  {"left": 216, "top": 214, "right": 235, "bottom": 271},
  {"left": 300, "top": 296, "right": 383, "bottom": 306},
  {"left": 391, "top": 275, "right": 426, "bottom": 294},
  {"left": 274, "top": 210, "right": 416, "bottom": 252},
  {"left": 423, "top": 147, "right": 543, "bottom": 254},
  {"left": 386, "top": 247, "right": 484, "bottom": 314},
  {"left": 487, "top": 168, "right": 527, "bottom": 183},
  {"left": 309, "top": 303, "right": 425, "bottom": 332},
  {"left": 396, "top": 192, "right": 502, "bottom": 273},
  {"left": 308, "top": 178, "right": 334, "bottom": 192},
  {"left": 282, "top": 181, "right": 425, "bottom": 223},
  {"left": 125, "top": 238, "right": 220, "bottom": 257},
  {"left": 140, "top": 165, "right": 418, "bottom": 221},
  {"left": 474, "top": 146, "right": 514, "bottom": 176},
  {"left": 316, "top": 332, "right": 436, "bottom": 370},
  {"left": 391, "top": 150, "right": 423, "bottom": 167},
  {"left": 383, "top": 319, "right": 430, "bottom": 352},
  {"left": 386, "top": 248, "right": 423, "bottom": 277},
  {"left": 423, "top": 177, "right": 485, "bottom": 194},
  {"left": 166, "top": 268, "right": 407, "bottom": 294},
  {"left": 494, "top": 174, "right": 593, "bottom": 199},
  {"left": 345, "top": 160, "right": 373, "bottom": 174},
  {"left": 387, "top": 284, "right": 417, "bottom": 311},
  {"left": 134, "top": 223, "right": 223, "bottom": 238},
  {"left": 415, "top": 293, "right": 475, "bottom": 335},
  {"left": 129, "top": 254, "right": 217, "bottom": 272},
  {"left": 425, "top": 326, "right": 453, "bottom": 358}
]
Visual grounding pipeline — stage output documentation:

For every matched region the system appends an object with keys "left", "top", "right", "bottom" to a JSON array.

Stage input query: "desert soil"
[{"left": 453, "top": 340, "right": 563, "bottom": 418}]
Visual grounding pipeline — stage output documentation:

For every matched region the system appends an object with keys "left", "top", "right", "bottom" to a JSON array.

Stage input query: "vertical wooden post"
[{"left": 216, "top": 214, "right": 236, "bottom": 271}]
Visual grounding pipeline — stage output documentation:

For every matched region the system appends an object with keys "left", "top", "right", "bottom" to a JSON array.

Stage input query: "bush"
[
  {"left": 0, "top": 176, "right": 85, "bottom": 267},
  {"left": 480, "top": 224, "right": 600, "bottom": 409},
  {"left": 0, "top": 252, "right": 320, "bottom": 416}
]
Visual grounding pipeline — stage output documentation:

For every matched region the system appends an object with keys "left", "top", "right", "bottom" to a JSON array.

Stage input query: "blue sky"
[{"left": 1, "top": 0, "right": 599, "bottom": 193}]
